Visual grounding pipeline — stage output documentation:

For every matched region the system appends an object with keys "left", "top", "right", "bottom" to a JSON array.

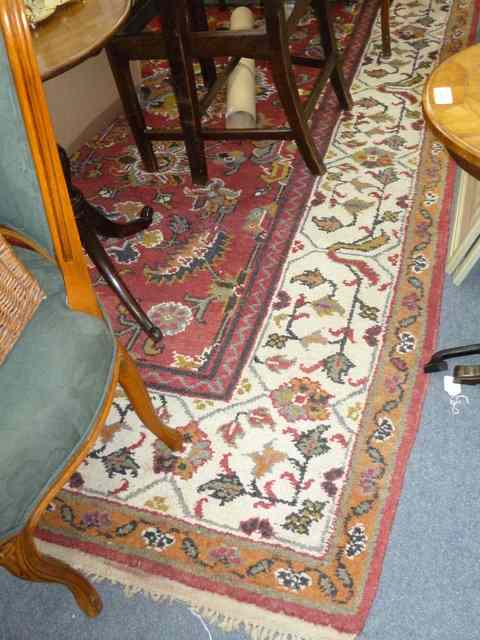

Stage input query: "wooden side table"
[
  {"left": 32, "top": 0, "right": 162, "bottom": 342},
  {"left": 422, "top": 44, "right": 480, "bottom": 383}
]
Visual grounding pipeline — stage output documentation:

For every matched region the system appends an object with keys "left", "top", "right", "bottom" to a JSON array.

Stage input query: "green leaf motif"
[
  {"left": 101, "top": 448, "right": 140, "bottom": 479},
  {"left": 399, "top": 315, "right": 416, "bottom": 328},
  {"left": 312, "top": 216, "right": 343, "bottom": 233},
  {"left": 265, "top": 333, "right": 289, "bottom": 349},
  {"left": 318, "top": 572, "right": 338, "bottom": 599},
  {"left": 182, "top": 537, "right": 199, "bottom": 559},
  {"left": 283, "top": 500, "right": 327, "bottom": 535},
  {"left": 335, "top": 565, "right": 353, "bottom": 590},
  {"left": 408, "top": 276, "right": 423, "bottom": 291},
  {"left": 296, "top": 426, "right": 330, "bottom": 459},
  {"left": 343, "top": 197, "right": 371, "bottom": 217},
  {"left": 60, "top": 505, "right": 74, "bottom": 524},
  {"left": 352, "top": 500, "right": 374, "bottom": 516},
  {"left": 116, "top": 521, "right": 137, "bottom": 537},
  {"left": 290, "top": 268, "right": 326, "bottom": 289},
  {"left": 198, "top": 473, "right": 246, "bottom": 506},
  {"left": 383, "top": 399, "right": 399, "bottom": 412},
  {"left": 311, "top": 296, "right": 346, "bottom": 318},
  {"left": 369, "top": 111, "right": 395, "bottom": 124},
  {"left": 367, "top": 446, "right": 384, "bottom": 465},
  {"left": 358, "top": 300, "right": 380, "bottom": 321},
  {"left": 373, "top": 167, "right": 399, "bottom": 186},
  {"left": 323, "top": 353, "right": 355, "bottom": 384},
  {"left": 247, "top": 558, "right": 274, "bottom": 576}
]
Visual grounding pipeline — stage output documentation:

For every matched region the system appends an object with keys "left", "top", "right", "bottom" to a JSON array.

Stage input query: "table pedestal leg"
[{"left": 58, "top": 146, "right": 162, "bottom": 343}]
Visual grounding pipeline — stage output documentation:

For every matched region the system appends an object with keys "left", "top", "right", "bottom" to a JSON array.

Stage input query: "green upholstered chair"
[{"left": 0, "top": 0, "right": 183, "bottom": 617}]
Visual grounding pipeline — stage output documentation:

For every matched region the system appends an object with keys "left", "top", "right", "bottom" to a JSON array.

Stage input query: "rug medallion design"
[{"left": 38, "top": 0, "right": 479, "bottom": 638}]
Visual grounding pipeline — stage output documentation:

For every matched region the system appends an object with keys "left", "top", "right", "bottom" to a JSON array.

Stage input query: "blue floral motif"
[
  {"left": 107, "top": 241, "right": 140, "bottom": 265},
  {"left": 275, "top": 568, "right": 312, "bottom": 592},
  {"left": 345, "top": 523, "right": 367, "bottom": 559},
  {"left": 142, "top": 527, "right": 175, "bottom": 552}
]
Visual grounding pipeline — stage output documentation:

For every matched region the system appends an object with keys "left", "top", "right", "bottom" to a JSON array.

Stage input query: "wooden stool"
[
  {"left": 106, "top": 0, "right": 216, "bottom": 183},
  {"left": 108, "top": 0, "right": 352, "bottom": 184}
]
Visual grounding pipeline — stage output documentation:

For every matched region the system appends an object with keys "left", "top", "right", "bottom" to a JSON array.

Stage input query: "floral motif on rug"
[
  {"left": 38, "top": 0, "right": 479, "bottom": 637},
  {"left": 72, "top": 0, "right": 380, "bottom": 400}
]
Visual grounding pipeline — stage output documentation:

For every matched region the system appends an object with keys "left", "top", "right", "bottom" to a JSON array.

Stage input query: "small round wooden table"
[
  {"left": 32, "top": 0, "right": 131, "bottom": 81},
  {"left": 423, "top": 44, "right": 480, "bottom": 383},
  {"left": 31, "top": 0, "right": 163, "bottom": 342}
]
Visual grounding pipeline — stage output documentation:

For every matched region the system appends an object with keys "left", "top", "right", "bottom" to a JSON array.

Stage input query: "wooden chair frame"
[{"left": 0, "top": 0, "right": 182, "bottom": 616}]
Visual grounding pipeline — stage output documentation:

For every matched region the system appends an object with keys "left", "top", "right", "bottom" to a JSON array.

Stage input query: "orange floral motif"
[
  {"left": 248, "top": 442, "right": 288, "bottom": 478},
  {"left": 270, "top": 377, "right": 333, "bottom": 422},
  {"left": 153, "top": 421, "right": 212, "bottom": 480}
]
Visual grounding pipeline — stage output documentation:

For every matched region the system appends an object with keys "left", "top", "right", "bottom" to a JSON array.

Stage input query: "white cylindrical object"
[{"left": 226, "top": 7, "right": 256, "bottom": 129}]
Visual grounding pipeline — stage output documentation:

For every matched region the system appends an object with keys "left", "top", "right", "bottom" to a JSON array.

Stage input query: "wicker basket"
[{"left": 0, "top": 233, "right": 45, "bottom": 365}]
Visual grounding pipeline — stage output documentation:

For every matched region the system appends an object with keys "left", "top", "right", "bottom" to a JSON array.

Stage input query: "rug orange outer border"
[{"left": 36, "top": 1, "right": 480, "bottom": 634}]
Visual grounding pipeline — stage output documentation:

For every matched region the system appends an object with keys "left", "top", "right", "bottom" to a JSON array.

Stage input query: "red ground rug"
[
  {"left": 73, "top": 0, "right": 381, "bottom": 400},
  {"left": 37, "top": 0, "right": 479, "bottom": 638}
]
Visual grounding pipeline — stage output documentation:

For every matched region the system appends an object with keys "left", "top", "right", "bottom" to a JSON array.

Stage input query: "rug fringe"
[{"left": 37, "top": 540, "right": 355, "bottom": 640}]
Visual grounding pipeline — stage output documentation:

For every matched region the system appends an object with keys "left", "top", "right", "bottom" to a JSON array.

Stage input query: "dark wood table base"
[{"left": 58, "top": 146, "right": 163, "bottom": 343}]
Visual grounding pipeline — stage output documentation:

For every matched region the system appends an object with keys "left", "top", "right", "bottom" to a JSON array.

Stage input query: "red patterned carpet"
[
  {"left": 38, "top": 0, "right": 480, "bottom": 637},
  {"left": 73, "top": 0, "right": 379, "bottom": 399}
]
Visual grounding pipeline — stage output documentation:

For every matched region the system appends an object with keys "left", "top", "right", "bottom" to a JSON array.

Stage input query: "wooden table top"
[
  {"left": 423, "top": 44, "right": 480, "bottom": 177},
  {"left": 31, "top": 0, "right": 131, "bottom": 81}
]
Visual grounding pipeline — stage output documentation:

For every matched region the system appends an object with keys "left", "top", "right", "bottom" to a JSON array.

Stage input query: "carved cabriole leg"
[
  {"left": 0, "top": 355, "right": 122, "bottom": 616},
  {"left": 0, "top": 531, "right": 102, "bottom": 617},
  {"left": 118, "top": 345, "right": 184, "bottom": 451}
]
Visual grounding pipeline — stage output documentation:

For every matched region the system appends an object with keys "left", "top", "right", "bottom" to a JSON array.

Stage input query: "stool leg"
[
  {"left": 107, "top": 49, "right": 159, "bottom": 172},
  {"left": 189, "top": 0, "right": 217, "bottom": 89},
  {"left": 311, "top": 0, "right": 352, "bottom": 111},
  {"left": 381, "top": 0, "right": 391, "bottom": 58},
  {"left": 161, "top": 1, "right": 208, "bottom": 185},
  {"left": 266, "top": 3, "right": 326, "bottom": 175}
]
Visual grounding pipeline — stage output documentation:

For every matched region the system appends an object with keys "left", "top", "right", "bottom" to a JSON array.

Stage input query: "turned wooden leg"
[
  {"left": 58, "top": 146, "right": 155, "bottom": 237},
  {"left": 0, "top": 530, "right": 102, "bottom": 617},
  {"left": 118, "top": 345, "right": 184, "bottom": 451}
]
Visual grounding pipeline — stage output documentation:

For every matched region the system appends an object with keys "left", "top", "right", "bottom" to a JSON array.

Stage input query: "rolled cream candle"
[{"left": 226, "top": 7, "right": 256, "bottom": 129}]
